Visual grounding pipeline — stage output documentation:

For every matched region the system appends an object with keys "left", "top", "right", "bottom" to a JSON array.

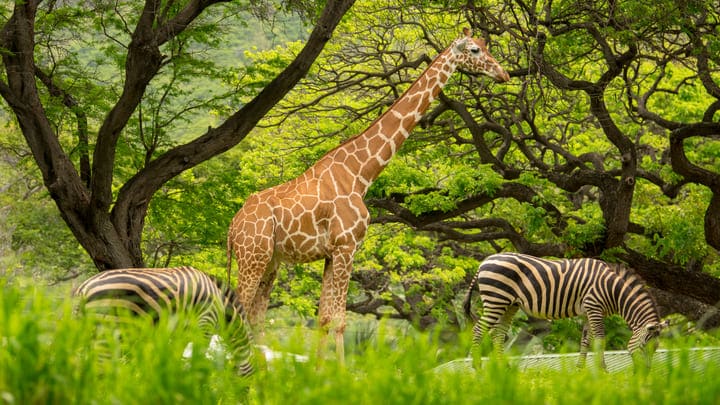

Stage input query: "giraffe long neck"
[{"left": 315, "top": 47, "right": 458, "bottom": 196}]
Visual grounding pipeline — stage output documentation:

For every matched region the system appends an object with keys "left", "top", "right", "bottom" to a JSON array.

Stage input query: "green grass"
[{"left": 1, "top": 280, "right": 719, "bottom": 405}]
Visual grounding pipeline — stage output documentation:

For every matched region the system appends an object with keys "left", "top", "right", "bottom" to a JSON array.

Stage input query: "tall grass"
[{"left": 1, "top": 279, "right": 719, "bottom": 404}]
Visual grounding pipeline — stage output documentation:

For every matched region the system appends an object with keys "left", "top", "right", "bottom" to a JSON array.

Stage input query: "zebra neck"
[{"left": 616, "top": 285, "right": 659, "bottom": 330}]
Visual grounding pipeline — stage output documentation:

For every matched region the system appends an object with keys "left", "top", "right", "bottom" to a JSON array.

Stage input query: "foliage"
[
  {"left": 1, "top": 280, "right": 720, "bottom": 404},
  {"left": 0, "top": 280, "right": 251, "bottom": 404},
  {"left": 242, "top": 0, "right": 720, "bottom": 328},
  {"left": 1, "top": 0, "right": 354, "bottom": 271},
  {"left": 0, "top": 125, "right": 94, "bottom": 280}
]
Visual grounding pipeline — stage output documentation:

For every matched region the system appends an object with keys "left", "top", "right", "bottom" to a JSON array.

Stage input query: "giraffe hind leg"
[{"left": 247, "top": 258, "right": 279, "bottom": 338}]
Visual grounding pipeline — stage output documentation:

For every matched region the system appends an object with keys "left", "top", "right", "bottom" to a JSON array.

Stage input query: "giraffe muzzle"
[{"left": 494, "top": 70, "right": 511, "bottom": 83}]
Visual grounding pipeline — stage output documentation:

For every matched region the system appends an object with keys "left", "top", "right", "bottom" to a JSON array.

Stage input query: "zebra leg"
[
  {"left": 629, "top": 345, "right": 652, "bottom": 374},
  {"left": 577, "top": 323, "right": 590, "bottom": 368},
  {"left": 470, "top": 318, "right": 491, "bottom": 369},
  {"left": 586, "top": 312, "right": 607, "bottom": 370},
  {"left": 490, "top": 305, "right": 519, "bottom": 354},
  {"left": 226, "top": 319, "right": 257, "bottom": 377},
  {"left": 469, "top": 300, "right": 509, "bottom": 367},
  {"left": 470, "top": 318, "right": 491, "bottom": 360}
]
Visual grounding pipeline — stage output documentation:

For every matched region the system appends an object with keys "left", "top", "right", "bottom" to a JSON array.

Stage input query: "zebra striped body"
[
  {"left": 463, "top": 253, "right": 667, "bottom": 368},
  {"left": 74, "top": 266, "right": 255, "bottom": 376}
]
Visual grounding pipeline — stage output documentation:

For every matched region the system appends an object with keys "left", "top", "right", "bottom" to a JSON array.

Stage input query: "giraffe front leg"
[
  {"left": 316, "top": 295, "right": 347, "bottom": 368},
  {"left": 316, "top": 257, "right": 336, "bottom": 366},
  {"left": 317, "top": 250, "right": 353, "bottom": 367},
  {"left": 332, "top": 310, "right": 346, "bottom": 368}
]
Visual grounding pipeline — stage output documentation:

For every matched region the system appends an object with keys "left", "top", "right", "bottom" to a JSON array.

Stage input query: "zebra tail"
[{"left": 463, "top": 271, "right": 480, "bottom": 323}]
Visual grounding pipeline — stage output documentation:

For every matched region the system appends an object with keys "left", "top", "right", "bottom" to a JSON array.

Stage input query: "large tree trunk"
[
  {"left": 0, "top": 0, "right": 355, "bottom": 270},
  {"left": 649, "top": 287, "right": 720, "bottom": 331},
  {"left": 705, "top": 194, "right": 720, "bottom": 250}
]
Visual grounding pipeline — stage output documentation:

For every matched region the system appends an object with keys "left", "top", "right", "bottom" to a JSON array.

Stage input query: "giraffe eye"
[{"left": 470, "top": 47, "right": 480, "bottom": 54}]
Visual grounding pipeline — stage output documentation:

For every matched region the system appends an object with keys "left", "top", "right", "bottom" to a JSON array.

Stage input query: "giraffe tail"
[
  {"left": 463, "top": 270, "right": 480, "bottom": 323},
  {"left": 226, "top": 232, "right": 234, "bottom": 285}
]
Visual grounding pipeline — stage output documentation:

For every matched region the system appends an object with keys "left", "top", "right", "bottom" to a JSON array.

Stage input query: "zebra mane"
[
  {"left": 207, "top": 273, "right": 246, "bottom": 312},
  {"left": 605, "top": 262, "right": 641, "bottom": 284},
  {"left": 605, "top": 262, "right": 660, "bottom": 310},
  {"left": 206, "top": 272, "right": 225, "bottom": 288}
]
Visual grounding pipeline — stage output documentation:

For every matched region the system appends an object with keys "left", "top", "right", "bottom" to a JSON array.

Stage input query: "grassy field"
[{"left": 1, "top": 280, "right": 719, "bottom": 405}]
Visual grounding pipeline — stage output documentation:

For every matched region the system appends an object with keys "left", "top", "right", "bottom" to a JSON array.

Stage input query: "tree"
[
  {"left": 256, "top": 0, "right": 720, "bottom": 329},
  {"left": 0, "top": 0, "right": 354, "bottom": 270}
]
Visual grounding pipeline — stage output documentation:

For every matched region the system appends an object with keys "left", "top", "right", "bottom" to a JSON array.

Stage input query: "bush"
[{"left": 1, "top": 279, "right": 719, "bottom": 404}]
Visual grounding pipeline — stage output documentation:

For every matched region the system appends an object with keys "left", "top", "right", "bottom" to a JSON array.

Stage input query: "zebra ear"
[{"left": 645, "top": 320, "right": 669, "bottom": 333}]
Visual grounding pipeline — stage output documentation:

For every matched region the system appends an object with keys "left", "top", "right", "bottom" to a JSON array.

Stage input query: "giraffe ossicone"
[{"left": 227, "top": 29, "right": 509, "bottom": 365}]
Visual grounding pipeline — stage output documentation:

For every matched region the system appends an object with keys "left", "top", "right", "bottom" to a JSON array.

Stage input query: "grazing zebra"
[
  {"left": 74, "top": 266, "right": 256, "bottom": 376},
  {"left": 463, "top": 253, "right": 668, "bottom": 368}
]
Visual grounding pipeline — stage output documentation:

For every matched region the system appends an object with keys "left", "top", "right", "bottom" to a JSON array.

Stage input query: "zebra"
[
  {"left": 463, "top": 252, "right": 668, "bottom": 369},
  {"left": 74, "top": 266, "right": 256, "bottom": 376}
]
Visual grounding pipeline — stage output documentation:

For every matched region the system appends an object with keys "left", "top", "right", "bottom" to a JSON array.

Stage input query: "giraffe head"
[{"left": 452, "top": 28, "right": 510, "bottom": 83}]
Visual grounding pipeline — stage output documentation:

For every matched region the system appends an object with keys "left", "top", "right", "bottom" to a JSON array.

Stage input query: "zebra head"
[
  {"left": 643, "top": 319, "right": 670, "bottom": 342},
  {"left": 628, "top": 319, "right": 670, "bottom": 353}
]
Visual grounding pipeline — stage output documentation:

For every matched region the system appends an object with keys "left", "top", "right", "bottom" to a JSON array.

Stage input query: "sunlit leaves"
[
  {"left": 633, "top": 184, "right": 710, "bottom": 265},
  {"left": 234, "top": 41, "right": 305, "bottom": 101},
  {"left": 274, "top": 263, "right": 323, "bottom": 318},
  {"left": 564, "top": 205, "right": 606, "bottom": 252},
  {"left": 2, "top": 0, "right": 719, "bottom": 334}
]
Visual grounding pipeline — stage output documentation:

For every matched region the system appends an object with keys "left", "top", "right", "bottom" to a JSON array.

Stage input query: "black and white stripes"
[
  {"left": 463, "top": 253, "right": 667, "bottom": 367},
  {"left": 74, "top": 266, "right": 255, "bottom": 376}
]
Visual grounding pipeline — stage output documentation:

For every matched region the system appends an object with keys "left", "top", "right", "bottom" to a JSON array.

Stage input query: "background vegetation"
[{"left": 1, "top": 0, "right": 720, "bottom": 398}]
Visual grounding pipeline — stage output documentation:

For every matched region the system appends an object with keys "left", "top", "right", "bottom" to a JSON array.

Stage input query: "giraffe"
[{"left": 227, "top": 28, "right": 510, "bottom": 365}]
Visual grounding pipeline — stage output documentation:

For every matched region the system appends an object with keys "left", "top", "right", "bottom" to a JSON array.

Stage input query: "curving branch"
[
  {"left": 670, "top": 123, "right": 720, "bottom": 250},
  {"left": 367, "top": 182, "right": 568, "bottom": 257}
]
